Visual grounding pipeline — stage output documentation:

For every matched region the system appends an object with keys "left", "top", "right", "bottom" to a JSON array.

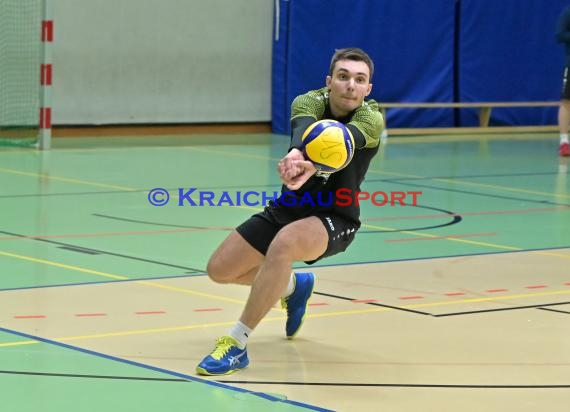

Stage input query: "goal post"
[
  {"left": 38, "top": 0, "right": 53, "bottom": 150},
  {"left": 0, "top": 0, "right": 52, "bottom": 150}
]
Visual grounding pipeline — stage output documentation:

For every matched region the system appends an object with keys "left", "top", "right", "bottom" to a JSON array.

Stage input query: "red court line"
[
  {"left": 399, "top": 295, "right": 424, "bottom": 300},
  {"left": 364, "top": 206, "right": 570, "bottom": 222},
  {"left": 14, "top": 315, "right": 46, "bottom": 319},
  {"left": 486, "top": 289, "right": 509, "bottom": 293},
  {"left": 135, "top": 311, "right": 166, "bottom": 315},
  {"left": 193, "top": 308, "right": 223, "bottom": 312},
  {"left": 351, "top": 299, "right": 378, "bottom": 303},
  {"left": 75, "top": 313, "right": 107, "bottom": 317},
  {"left": 445, "top": 292, "right": 467, "bottom": 296},
  {"left": 525, "top": 285, "right": 547, "bottom": 289},
  {"left": 385, "top": 232, "right": 496, "bottom": 243},
  {"left": 309, "top": 302, "right": 330, "bottom": 306}
]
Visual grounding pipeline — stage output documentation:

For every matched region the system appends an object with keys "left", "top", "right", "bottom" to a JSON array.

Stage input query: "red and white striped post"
[{"left": 39, "top": 0, "right": 53, "bottom": 150}]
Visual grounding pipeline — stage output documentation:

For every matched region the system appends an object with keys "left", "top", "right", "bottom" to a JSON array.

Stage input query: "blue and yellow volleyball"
[{"left": 301, "top": 120, "right": 355, "bottom": 173}]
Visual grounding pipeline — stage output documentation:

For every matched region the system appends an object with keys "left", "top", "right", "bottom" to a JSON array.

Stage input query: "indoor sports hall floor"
[{"left": 0, "top": 131, "right": 569, "bottom": 412}]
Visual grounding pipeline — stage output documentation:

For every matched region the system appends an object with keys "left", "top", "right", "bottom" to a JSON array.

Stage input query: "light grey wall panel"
[{"left": 53, "top": 0, "right": 273, "bottom": 125}]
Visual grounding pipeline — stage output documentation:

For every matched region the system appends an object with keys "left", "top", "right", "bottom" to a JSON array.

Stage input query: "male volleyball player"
[{"left": 196, "top": 48, "right": 384, "bottom": 375}]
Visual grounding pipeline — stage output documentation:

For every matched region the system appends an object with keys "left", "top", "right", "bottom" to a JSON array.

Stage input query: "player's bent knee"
[
  {"left": 206, "top": 257, "right": 232, "bottom": 284},
  {"left": 268, "top": 230, "right": 324, "bottom": 262}
]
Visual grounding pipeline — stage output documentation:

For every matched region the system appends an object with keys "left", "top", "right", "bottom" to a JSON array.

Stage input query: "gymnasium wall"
[
  {"left": 53, "top": 0, "right": 274, "bottom": 125},
  {"left": 272, "top": 0, "right": 569, "bottom": 133},
  {"left": 49, "top": 0, "right": 568, "bottom": 129}
]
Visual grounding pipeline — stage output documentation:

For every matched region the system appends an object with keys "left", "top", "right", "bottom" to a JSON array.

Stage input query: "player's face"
[{"left": 326, "top": 60, "right": 372, "bottom": 118}]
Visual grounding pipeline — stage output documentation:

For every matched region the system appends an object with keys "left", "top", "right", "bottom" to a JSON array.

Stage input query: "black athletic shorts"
[
  {"left": 236, "top": 207, "right": 358, "bottom": 265},
  {"left": 562, "top": 66, "right": 570, "bottom": 100}
]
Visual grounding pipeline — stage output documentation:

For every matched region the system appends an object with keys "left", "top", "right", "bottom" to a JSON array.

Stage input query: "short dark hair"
[{"left": 328, "top": 48, "right": 374, "bottom": 80}]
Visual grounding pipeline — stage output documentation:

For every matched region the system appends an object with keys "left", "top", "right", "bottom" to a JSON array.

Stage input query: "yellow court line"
[
  {"left": 0, "top": 340, "right": 39, "bottom": 348},
  {"left": 0, "top": 319, "right": 275, "bottom": 347},
  {"left": 0, "top": 167, "right": 135, "bottom": 191},
  {"left": 0, "top": 250, "right": 249, "bottom": 305},
  {"left": 362, "top": 222, "right": 521, "bottom": 251},
  {"left": 366, "top": 168, "right": 426, "bottom": 179},
  {"left": 134, "top": 280, "right": 246, "bottom": 305},
  {"left": 432, "top": 177, "right": 570, "bottom": 200},
  {"left": 0, "top": 165, "right": 261, "bottom": 212},
  {"left": 362, "top": 220, "right": 570, "bottom": 260},
  {"left": 380, "top": 133, "right": 557, "bottom": 145},
  {"left": 0, "top": 251, "right": 127, "bottom": 281},
  {"left": 2, "top": 287, "right": 568, "bottom": 348},
  {"left": 184, "top": 146, "right": 282, "bottom": 162},
  {"left": 365, "top": 149, "right": 569, "bottom": 200},
  {"left": 366, "top": 166, "right": 570, "bottom": 200}
]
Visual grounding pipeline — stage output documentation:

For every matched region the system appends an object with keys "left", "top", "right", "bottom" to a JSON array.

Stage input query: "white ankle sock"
[
  {"left": 280, "top": 272, "right": 296, "bottom": 298},
  {"left": 561, "top": 134, "right": 569, "bottom": 144},
  {"left": 229, "top": 321, "right": 252, "bottom": 348}
]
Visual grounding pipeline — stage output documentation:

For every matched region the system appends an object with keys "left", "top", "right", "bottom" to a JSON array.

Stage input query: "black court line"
[
  {"left": 0, "top": 327, "right": 321, "bottom": 409},
  {"left": 359, "top": 203, "right": 462, "bottom": 233},
  {"left": 314, "top": 291, "right": 433, "bottom": 316},
  {"left": 373, "top": 180, "right": 570, "bottom": 207},
  {"left": 434, "top": 301, "right": 570, "bottom": 317},
  {"left": 0, "top": 369, "right": 185, "bottom": 382},
  {"left": 537, "top": 307, "right": 570, "bottom": 315},
  {"left": 58, "top": 246, "right": 101, "bottom": 255},
  {"left": 219, "top": 380, "right": 570, "bottom": 389},
  {"left": 0, "top": 229, "right": 204, "bottom": 273}
]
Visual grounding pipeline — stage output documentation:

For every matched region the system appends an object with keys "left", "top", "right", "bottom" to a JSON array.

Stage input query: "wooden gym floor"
[{"left": 0, "top": 131, "right": 569, "bottom": 411}]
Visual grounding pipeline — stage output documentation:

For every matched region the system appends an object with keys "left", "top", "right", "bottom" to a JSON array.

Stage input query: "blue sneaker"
[
  {"left": 196, "top": 336, "right": 249, "bottom": 375},
  {"left": 281, "top": 272, "right": 315, "bottom": 339}
]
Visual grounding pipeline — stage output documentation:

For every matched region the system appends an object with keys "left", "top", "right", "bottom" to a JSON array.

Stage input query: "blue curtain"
[
  {"left": 458, "top": 0, "right": 565, "bottom": 126},
  {"left": 272, "top": 0, "right": 566, "bottom": 133},
  {"left": 272, "top": 0, "right": 456, "bottom": 134}
]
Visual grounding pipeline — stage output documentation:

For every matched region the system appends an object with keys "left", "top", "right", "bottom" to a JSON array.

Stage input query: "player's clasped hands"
[{"left": 278, "top": 148, "right": 317, "bottom": 190}]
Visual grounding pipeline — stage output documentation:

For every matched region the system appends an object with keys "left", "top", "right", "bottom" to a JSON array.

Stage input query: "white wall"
[{"left": 53, "top": 0, "right": 273, "bottom": 125}]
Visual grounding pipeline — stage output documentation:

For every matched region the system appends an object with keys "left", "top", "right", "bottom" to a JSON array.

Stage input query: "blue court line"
[
  {"left": 297, "top": 245, "right": 570, "bottom": 270},
  {"left": 0, "top": 326, "right": 332, "bottom": 412}
]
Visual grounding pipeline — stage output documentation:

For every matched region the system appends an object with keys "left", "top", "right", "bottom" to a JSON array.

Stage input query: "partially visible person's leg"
[
  {"left": 558, "top": 100, "right": 570, "bottom": 135},
  {"left": 238, "top": 216, "right": 328, "bottom": 330},
  {"left": 196, "top": 216, "right": 328, "bottom": 375},
  {"left": 559, "top": 101, "right": 570, "bottom": 157},
  {"left": 559, "top": 67, "right": 570, "bottom": 157}
]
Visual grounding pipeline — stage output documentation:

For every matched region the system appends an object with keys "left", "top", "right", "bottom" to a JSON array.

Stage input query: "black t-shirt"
[{"left": 268, "top": 87, "right": 384, "bottom": 227}]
